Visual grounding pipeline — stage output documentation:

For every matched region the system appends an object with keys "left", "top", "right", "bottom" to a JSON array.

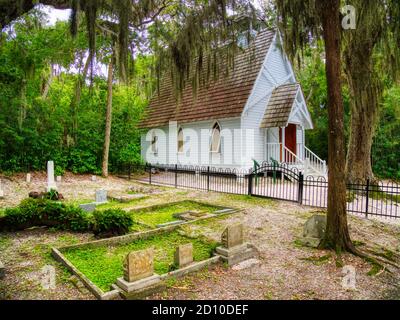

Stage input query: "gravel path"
[{"left": 1, "top": 174, "right": 400, "bottom": 300}]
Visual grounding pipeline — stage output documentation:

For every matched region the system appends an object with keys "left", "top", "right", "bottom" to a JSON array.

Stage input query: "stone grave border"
[
  {"left": 128, "top": 200, "right": 237, "bottom": 228},
  {"left": 52, "top": 201, "right": 241, "bottom": 300}
]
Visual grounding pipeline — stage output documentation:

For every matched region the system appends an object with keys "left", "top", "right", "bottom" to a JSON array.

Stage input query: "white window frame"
[
  {"left": 151, "top": 131, "right": 158, "bottom": 154},
  {"left": 177, "top": 127, "right": 184, "bottom": 154},
  {"left": 210, "top": 122, "right": 221, "bottom": 154}
]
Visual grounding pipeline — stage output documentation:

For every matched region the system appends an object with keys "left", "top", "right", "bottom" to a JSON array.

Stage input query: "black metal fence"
[{"left": 119, "top": 163, "right": 400, "bottom": 220}]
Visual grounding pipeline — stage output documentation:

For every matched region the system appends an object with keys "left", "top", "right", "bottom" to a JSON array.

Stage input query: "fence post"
[
  {"left": 247, "top": 173, "right": 253, "bottom": 196},
  {"left": 175, "top": 164, "right": 178, "bottom": 188},
  {"left": 207, "top": 166, "right": 210, "bottom": 191},
  {"left": 365, "top": 179, "right": 370, "bottom": 219},
  {"left": 298, "top": 173, "right": 304, "bottom": 205},
  {"left": 149, "top": 164, "right": 152, "bottom": 185}
]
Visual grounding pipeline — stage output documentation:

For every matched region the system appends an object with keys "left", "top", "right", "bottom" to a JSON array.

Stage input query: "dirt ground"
[{"left": 1, "top": 173, "right": 400, "bottom": 300}]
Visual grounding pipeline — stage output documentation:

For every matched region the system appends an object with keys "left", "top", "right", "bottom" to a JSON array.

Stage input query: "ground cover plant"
[
  {"left": 0, "top": 198, "right": 134, "bottom": 237},
  {"left": 130, "top": 201, "right": 222, "bottom": 227},
  {"left": 62, "top": 230, "right": 218, "bottom": 291}
]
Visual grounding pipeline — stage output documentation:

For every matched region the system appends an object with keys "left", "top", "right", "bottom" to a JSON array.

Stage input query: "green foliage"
[
  {"left": 63, "top": 231, "right": 217, "bottom": 291},
  {"left": 297, "top": 45, "right": 399, "bottom": 180},
  {"left": 373, "top": 86, "right": 400, "bottom": 179},
  {"left": 2, "top": 198, "right": 90, "bottom": 232},
  {"left": 132, "top": 200, "right": 221, "bottom": 227},
  {"left": 45, "top": 189, "right": 60, "bottom": 201},
  {"left": 92, "top": 209, "right": 134, "bottom": 236},
  {"left": 0, "top": 16, "right": 147, "bottom": 175}
]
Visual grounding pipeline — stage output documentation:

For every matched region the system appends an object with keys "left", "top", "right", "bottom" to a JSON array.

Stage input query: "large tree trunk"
[
  {"left": 342, "top": 1, "right": 383, "bottom": 185},
  {"left": 345, "top": 69, "right": 380, "bottom": 184},
  {"left": 317, "top": 0, "right": 355, "bottom": 252},
  {"left": 102, "top": 56, "right": 114, "bottom": 178}
]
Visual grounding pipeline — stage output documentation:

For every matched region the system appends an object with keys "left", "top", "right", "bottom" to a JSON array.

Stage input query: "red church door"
[
  {"left": 279, "top": 124, "right": 297, "bottom": 162},
  {"left": 285, "top": 124, "right": 297, "bottom": 155}
]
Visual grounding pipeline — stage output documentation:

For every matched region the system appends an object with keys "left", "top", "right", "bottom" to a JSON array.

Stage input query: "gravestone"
[
  {"left": 174, "top": 243, "right": 193, "bottom": 268},
  {"left": 303, "top": 215, "right": 326, "bottom": 239},
  {"left": 47, "top": 161, "right": 57, "bottom": 191},
  {"left": 216, "top": 224, "right": 256, "bottom": 266},
  {"left": 221, "top": 224, "right": 244, "bottom": 249},
  {"left": 56, "top": 176, "right": 62, "bottom": 183},
  {"left": 302, "top": 215, "right": 326, "bottom": 247},
  {"left": 95, "top": 190, "right": 108, "bottom": 204},
  {"left": 123, "top": 248, "right": 154, "bottom": 283},
  {"left": 91, "top": 175, "right": 97, "bottom": 182},
  {"left": 79, "top": 203, "right": 96, "bottom": 213},
  {"left": 0, "top": 180, "right": 4, "bottom": 199},
  {"left": 26, "top": 173, "right": 31, "bottom": 183}
]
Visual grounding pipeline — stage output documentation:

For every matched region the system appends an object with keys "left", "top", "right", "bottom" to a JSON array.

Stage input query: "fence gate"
[{"left": 249, "top": 163, "right": 303, "bottom": 203}]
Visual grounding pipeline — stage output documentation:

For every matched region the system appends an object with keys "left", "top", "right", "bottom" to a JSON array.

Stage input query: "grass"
[
  {"left": 369, "top": 191, "right": 400, "bottom": 204},
  {"left": 95, "top": 198, "right": 148, "bottom": 210},
  {"left": 131, "top": 200, "right": 221, "bottom": 227},
  {"left": 0, "top": 235, "right": 12, "bottom": 250},
  {"left": 62, "top": 231, "right": 217, "bottom": 292},
  {"left": 300, "top": 254, "right": 332, "bottom": 266},
  {"left": 223, "top": 194, "right": 275, "bottom": 207}
]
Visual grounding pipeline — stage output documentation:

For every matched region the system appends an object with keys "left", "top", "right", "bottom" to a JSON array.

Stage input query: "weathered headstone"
[
  {"left": 91, "top": 175, "right": 97, "bottom": 182},
  {"left": 303, "top": 215, "right": 326, "bottom": 239},
  {"left": 79, "top": 203, "right": 96, "bottom": 213},
  {"left": 26, "top": 173, "right": 31, "bottom": 183},
  {"left": 216, "top": 224, "right": 256, "bottom": 266},
  {"left": 56, "top": 176, "right": 62, "bottom": 183},
  {"left": 123, "top": 248, "right": 154, "bottom": 283},
  {"left": 221, "top": 224, "right": 244, "bottom": 249},
  {"left": 95, "top": 190, "right": 108, "bottom": 204},
  {"left": 47, "top": 161, "right": 57, "bottom": 191},
  {"left": 174, "top": 243, "right": 193, "bottom": 268},
  {"left": 302, "top": 215, "right": 327, "bottom": 247}
]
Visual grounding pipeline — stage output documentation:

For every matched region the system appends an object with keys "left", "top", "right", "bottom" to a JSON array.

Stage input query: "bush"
[
  {"left": 1, "top": 198, "right": 90, "bottom": 232},
  {"left": 93, "top": 209, "right": 134, "bottom": 237}
]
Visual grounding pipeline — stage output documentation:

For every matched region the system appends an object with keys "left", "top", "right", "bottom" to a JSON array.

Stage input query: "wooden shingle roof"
[
  {"left": 260, "top": 83, "right": 299, "bottom": 128},
  {"left": 140, "top": 29, "right": 276, "bottom": 129}
]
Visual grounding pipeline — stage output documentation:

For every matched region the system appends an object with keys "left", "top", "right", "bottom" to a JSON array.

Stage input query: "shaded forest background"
[{"left": 0, "top": 8, "right": 399, "bottom": 179}]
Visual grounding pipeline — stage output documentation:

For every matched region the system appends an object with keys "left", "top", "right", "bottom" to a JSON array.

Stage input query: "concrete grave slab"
[
  {"left": 108, "top": 193, "right": 147, "bottom": 203},
  {"left": 79, "top": 203, "right": 96, "bottom": 213}
]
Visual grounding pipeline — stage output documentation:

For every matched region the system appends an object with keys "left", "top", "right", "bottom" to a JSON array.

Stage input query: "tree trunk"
[
  {"left": 345, "top": 70, "right": 379, "bottom": 184},
  {"left": 317, "top": 0, "right": 355, "bottom": 252},
  {"left": 342, "top": 1, "right": 383, "bottom": 185},
  {"left": 71, "top": 52, "right": 92, "bottom": 144},
  {"left": 102, "top": 56, "right": 114, "bottom": 178}
]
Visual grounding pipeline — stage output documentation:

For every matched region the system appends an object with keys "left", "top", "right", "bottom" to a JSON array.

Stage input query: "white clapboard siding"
[{"left": 241, "top": 34, "right": 296, "bottom": 166}]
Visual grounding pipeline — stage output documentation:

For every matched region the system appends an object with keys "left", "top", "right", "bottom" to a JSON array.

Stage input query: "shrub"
[
  {"left": 92, "top": 209, "right": 134, "bottom": 237},
  {"left": 1, "top": 198, "right": 90, "bottom": 232}
]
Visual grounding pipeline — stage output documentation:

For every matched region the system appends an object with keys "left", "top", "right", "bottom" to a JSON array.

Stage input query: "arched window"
[
  {"left": 177, "top": 127, "right": 184, "bottom": 153},
  {"left": 151, "top": 131, "right": 158, "bottom": 154},
  {"left": 210, "top": 122, "right": 221, "bottom": 153}
]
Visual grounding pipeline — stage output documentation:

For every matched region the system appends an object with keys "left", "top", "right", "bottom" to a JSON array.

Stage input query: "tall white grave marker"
[
  {"left": 0, "top": 179, "right": 4, "bottom": 199},
  {"left": 47, "top": 161, "right": 57, "bottom": 191}
]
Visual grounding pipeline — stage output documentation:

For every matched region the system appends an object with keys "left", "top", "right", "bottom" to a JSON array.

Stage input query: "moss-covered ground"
[{"left": 63, "top": 230, "right": 218, "bottom": 291}]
